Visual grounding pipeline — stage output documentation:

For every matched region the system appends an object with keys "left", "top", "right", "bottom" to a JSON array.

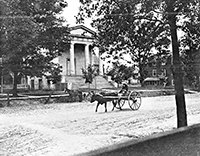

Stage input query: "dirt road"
[{"left": 0, "top": 93, "right": 200, "bottom": 156}]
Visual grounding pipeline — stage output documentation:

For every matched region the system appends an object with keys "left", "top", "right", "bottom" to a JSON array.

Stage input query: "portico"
[{"left": 57, "top": 25, "right": 104, "bottom": 89}]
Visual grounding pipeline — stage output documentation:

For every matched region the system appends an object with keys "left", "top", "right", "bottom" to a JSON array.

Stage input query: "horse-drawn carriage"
[{"left": 85, "top": 90, "right": 142, "bottom": 112}]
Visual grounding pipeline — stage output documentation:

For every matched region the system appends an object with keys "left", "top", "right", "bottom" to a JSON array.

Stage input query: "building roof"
[
  {"left": 70, "top": 25, "right": 96, "bottom": 35},
  {"left": 69, "top": 25, "right": 96, "bottom": 40}
]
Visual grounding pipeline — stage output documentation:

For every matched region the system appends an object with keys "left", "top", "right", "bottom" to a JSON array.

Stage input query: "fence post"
[{"left": 7, "top": 93, "right": 10, "bottom": 106}]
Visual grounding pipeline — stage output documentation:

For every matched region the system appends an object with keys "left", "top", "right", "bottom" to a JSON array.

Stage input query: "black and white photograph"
[{"left": 0, "top": 0, "right": 200, "bottom": 155}]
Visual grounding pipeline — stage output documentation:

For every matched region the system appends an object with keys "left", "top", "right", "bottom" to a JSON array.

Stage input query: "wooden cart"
[{"left": 85, "top": 91, "right": 142, "bottom": 111}]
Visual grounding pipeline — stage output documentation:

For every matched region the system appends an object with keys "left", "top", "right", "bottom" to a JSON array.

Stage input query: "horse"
[{"left": 90, "top": 92, "right": 121, "bottom": 112}]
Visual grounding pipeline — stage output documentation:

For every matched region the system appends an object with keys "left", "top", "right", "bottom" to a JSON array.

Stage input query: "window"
[{"left": 152, "top": 69, "right": 157, "bottom": 77}]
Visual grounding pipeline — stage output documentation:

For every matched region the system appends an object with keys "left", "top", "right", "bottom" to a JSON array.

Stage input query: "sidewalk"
[
  {"left": 77, "top": 123, "right": 200, "bottom": 156},
  {"left": 0, "top": 93, "right": 69, "bottom": 101}
]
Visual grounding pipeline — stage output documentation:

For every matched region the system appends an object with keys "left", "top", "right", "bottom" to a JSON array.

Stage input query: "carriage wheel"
[{"left": 128, "top": 91, "right": 141, "bottom": 110}]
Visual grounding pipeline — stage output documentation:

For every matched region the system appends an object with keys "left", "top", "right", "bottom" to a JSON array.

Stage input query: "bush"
[{"left": 55, "top": 90, "right": 83, "bottom": 103}]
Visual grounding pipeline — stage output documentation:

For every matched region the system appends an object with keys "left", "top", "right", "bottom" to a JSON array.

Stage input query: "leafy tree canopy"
[
  {"left": 106, "top": 61, "right": 136, "bottom": 84},
  {"left": 0, "top": 0, "right": 70, "bottom": 95},
  {"left": 76, "top": 0, "right": 200, "bottom": 68},
  {"left": 82, "top": 64, "right": 99, "bottom": 84},
  {"left": 180, "top": 20, "right": 200, "bottom": 89},
  {"left": 77, "top": 0, "right": 173, "bottom": 83}
]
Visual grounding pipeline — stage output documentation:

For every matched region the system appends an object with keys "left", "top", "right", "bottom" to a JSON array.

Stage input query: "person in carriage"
[{"left": 118, "top": 82, "right": 129, "bottom": 96}]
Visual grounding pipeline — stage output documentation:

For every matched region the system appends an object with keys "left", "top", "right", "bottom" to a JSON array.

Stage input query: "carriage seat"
[{"left": 99, "top": 91, "right": 118, "bottom": 96}]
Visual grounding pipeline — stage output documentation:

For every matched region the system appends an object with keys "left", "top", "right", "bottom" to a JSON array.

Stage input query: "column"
[
  {"left": 70, "top": 42, "right": 75, "bottom": 75},
  {"left": 99, "top": 56, "right": 104, "bottom": 75},
  {"left": 91, "top": 51, "right": 94, "bottom": 65},
  {"left": 85, "top": 44, "right": 90, "bottom": 68}
]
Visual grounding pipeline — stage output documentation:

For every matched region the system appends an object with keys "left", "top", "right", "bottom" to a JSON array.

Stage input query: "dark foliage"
[
  {"left": 106, "top": 62, "right": 136, "bottom": 84},
  {"left": 82, "top": 64, "right": 99, "bottom": 84},
  {"left": 0, "top": 0, "right": 70, "bottom": 96}
]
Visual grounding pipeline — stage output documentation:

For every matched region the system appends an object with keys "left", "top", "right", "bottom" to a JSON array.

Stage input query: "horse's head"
[
  {"left": 87, "top": 91, "right": 95, "bottom": 103},
  {"left": 90, "top": 94, "right": 95, "bottom": 103}
]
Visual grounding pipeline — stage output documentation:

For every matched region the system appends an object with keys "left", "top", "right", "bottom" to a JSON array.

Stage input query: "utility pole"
[
  {"left": 167, "top": 0, "right": 187, "bottom": 128},
  {"left": 0, "top": 2, "right": 4, "bottom": 93},
  {"left": 0, "top": 57, "right": 3, "bottom": 93}
]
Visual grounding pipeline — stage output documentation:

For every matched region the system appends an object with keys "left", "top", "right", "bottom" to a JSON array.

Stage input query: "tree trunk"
[
  {"left": 95, "top": 77, "right": 97, "bottom": 90},
  {"left": 168, "top": 11, "right": 187, "bottom": 128},
  {"left": 12, "top": 72, "right": 18, "bottom": 97},
  {"left": 139, "top": 63, "right": 144, "bottom": 86}
]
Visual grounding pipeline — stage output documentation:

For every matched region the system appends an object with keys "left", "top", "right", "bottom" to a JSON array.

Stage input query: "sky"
[{"left": 62, "top": 0, "right": 92, "bottom": 28}]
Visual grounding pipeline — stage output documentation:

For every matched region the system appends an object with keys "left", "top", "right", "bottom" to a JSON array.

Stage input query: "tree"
[
  {"left": 78, "top": 1, "right": 170, "bottom": 84},
  {"left": 180, "top": 20, "right": 200, "bottom": 90},
  {"left": 82, "top": 64, "right": 99, "bottom": 89},
  {"left": 0, "top": 0, "right": 70, "bottom": 96},
  {"left": 77, "top": 0, "right": 200, "bottom": 128},
  {"left": 107, "top": 62, "right": 136, "bottom": 85}
]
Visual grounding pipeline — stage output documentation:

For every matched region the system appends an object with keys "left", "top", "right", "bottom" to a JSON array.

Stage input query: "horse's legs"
[
  {"left": 111, "top": 100, "right": 116, "bottom": 111},
  {"left": 95, "top": 102, "right": 100, "bottom": 112},
  {"left": 105, "top": 102, "right": 107, "bottom": 112}
]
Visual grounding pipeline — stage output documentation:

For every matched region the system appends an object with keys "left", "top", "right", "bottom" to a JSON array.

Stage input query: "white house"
[{"left": 27, "top": 25, "right": 112, "bottom": 90}]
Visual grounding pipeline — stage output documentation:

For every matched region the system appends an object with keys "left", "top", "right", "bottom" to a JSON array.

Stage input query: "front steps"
[{"left": 65, "top": 75, "right": 115, "bottom": 90}]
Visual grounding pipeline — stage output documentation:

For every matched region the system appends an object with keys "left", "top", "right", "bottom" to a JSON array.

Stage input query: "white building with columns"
[
  {"left": 57, "top": 25, "right": 105, "bottom": 89},
  {"left": 27, "top": 25, "right": 112, "bottom": 90},
  {"left": 60, "top": 25, "right": 103, "bottom": 77}
]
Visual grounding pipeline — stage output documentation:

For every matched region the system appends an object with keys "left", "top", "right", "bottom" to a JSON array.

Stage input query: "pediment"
[{"left": 70, "top": 25, "right": 96, "bottom": 38}]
